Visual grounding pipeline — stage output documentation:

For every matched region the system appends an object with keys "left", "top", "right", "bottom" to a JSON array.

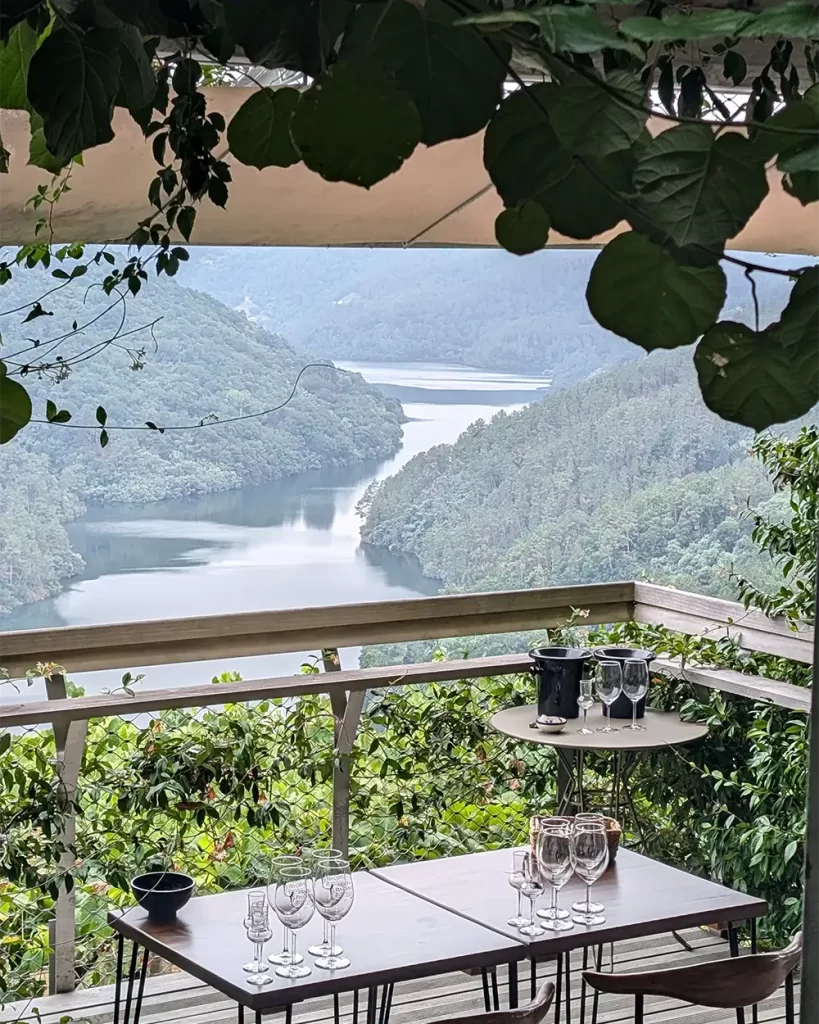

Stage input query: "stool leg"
[
  {"left": 591, "top": 945, "right": 603, "bottom": 1024},
  {"left": 785, "top": 973, "right": 795, "bottom": 1024},
  {"left": 728, "top": 925, "right": 746, "bottom": 1024}
]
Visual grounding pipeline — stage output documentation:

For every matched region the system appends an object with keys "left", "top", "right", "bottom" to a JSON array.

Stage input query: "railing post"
[
  {"left": 323, "top": 649, "right": 365, "bottom": 858},
  {"left": 46, "top": 672, "right": 88, "bottom": 994}
]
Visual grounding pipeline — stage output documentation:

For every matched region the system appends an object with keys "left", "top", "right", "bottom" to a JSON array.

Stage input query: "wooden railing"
[{"left": 0, "top": 581, "right": 813, "bottom": 992}]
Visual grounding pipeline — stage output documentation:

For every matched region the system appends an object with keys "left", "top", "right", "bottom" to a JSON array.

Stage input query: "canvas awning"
[{"left": 1, "top": 85, "right": 817, "bottom": 254}]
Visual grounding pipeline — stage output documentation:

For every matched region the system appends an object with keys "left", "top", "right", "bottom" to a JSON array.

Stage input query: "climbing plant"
[{"left": 0, "top": 0, "right": 817, "bottom": 441}]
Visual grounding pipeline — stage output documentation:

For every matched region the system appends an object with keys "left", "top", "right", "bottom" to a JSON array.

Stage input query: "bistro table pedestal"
[{"left": 489, "top": 705, "right": 708, "bottom": 846}]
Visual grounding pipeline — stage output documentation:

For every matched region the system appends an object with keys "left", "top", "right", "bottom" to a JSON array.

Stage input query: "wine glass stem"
[
  {"left": 255, "top": 941, "right": 264, "bottom": 970},
  {"left": 290, "top": 931, "right": 298, "bottom": 971},
  {"left": 583, "top": 707, "right": 588, "bottom": 729},
  {"left": 550, "top": 888, "right": 557, "bottom": 915},
  {"left": 529, "top": 897, "right": 537, "bottom": 928},
  {"left": 585, "top": 884, "right": 591, "bottom": 916},
  {"left": 606, "top": 702, "right": 610, "bottom": 730},
  {"left": 516, "top": 891, "right": 522, "bottom": 919},
  {"left": 281, "top": 925, "right": 289, "bottom": 955},
  {"left": 330, "top": 922, "right": 337, "bottom": 956},
  {"left": 632, "top": 700, "right": 637, "bottom": 729},
  {"left": 323, "top": 917, "right": 329, "bottom": 947}
]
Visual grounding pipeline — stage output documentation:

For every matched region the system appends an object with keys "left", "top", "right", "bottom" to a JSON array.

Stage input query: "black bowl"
[{"left": 131, "top": 871, "right": 194, "bottom": 922}]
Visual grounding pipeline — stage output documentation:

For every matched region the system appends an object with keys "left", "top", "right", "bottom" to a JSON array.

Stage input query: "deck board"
[{"left": 4, "top": 930, "right": 799, "bottom": 1024}]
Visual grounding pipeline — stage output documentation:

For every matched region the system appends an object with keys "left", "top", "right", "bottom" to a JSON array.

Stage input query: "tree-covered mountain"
[
  {"left": 181, "top": 247, "right": 801, "bottom": 387},
  {"left": 0, "top": 270, "right": 403, "bottom": 612},
  {"left": 359, "top": 349, "right": 787, "bottom": 605}
]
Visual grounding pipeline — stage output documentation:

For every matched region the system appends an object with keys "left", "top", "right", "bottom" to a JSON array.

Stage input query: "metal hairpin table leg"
[
  {"left": 366, "top": 986, "right": 378, "bottom": 1024},
  {"left": 556, "top": 749, "right": 579, "bottom": 815},
  {"left": 750, "top": 918, "right": 758, "bottom": 1024},
  {"left": 334, "top": 992, "right": 341, "bottom": 1024},
  {"left": 565, "top": 949, "right": 572, "bottom": 1024},
  {"left": 113, "top": 933, "right": 125, "bottom": 1024},
  {"left": 255, "top": 1011, "right": 262, "bottom": 1024},
  {"left": 590, "top": 944, "right": 603, "bottom": 1024},
  {"left": 378, "top": 983, "right": 395, "bottom": 1024},
  {"left": 490, "top": 969, "right": 500, "bottom": 1011},
  {"left": 132, "top": 945, "right": 149, "bottom": 1024},
  {"left": 481, "top": 969, "right": 491, "bottom": 1012},
  {"left": 728, "top": 924, "right": 746, "bottom": 1024},
  {"left": 383, "top": 982, "right": 394, "bottom": 1024},
  {"left": 580, "top": 946, "right": 588, "bottom": 1024},
  {"left": 555, "top": 953, "right": 563, "bottom": 1024},
  {"left": 237, "top": 1007, "right": 244, "bottom": 1024},
  {"left": 286, "top": 1004, "right": 292, "bottom": 1024},
  {"left": 509, "top": 961, "right": 519, "bottom": 1008},
  {"left": 530, "top": 955, "right": 537, "bottom": 1000},
  {"left": 123, "top": 941, "right": 140, "bottom": 1024},
  {"left": 353, "top": 989, "right": 360, "bottom": 1024}
]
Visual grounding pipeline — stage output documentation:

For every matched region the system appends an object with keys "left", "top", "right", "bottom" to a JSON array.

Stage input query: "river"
[{"left": 0, "top": 362, "right": 550, "bottom": 696}]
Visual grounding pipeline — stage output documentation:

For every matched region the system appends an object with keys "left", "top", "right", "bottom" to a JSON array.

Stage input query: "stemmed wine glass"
[
  {"left": 577, "top": 674, "right": 595, "bottom": 734},
  {"left": 535, "top": 826, "right": 574, "bottom": 932},
  {"left": 532, "top": 818, "right": 571, "bottom": 922},
  {"left": 242, "top": 890, "right": 273, "bottom": 985},
  {"left": 507, "top": 848, "right": 530, "bottom": 928},
  {"left": 271, "top": 866, "right": 315, "bottom": 979},
  {"left": 622, "top": 658, "right": 649, "bottom": 731},
  {"left": 509, "top": 849, "right": 545, "bottom": 937},
  {"left": 267, "top": 855, "right": 305, "bottom": 967},
  {"left": 570, "top": 823, "right": 609, "bottom": 926},
  {"left": 304, "top": 847, "right": 344, "bottom": 958},
  {"left": 571, "top": 814, "right": 606, "bottom": 915},
  {"left": 313, "top": 857, "right": 355, "bottom": 970},
  {"left": 595, "top": 660, "right": 622, "bottom": 733}
]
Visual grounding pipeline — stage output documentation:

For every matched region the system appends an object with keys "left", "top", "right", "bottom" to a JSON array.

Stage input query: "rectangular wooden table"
[
  {"left": 108, "top": 870, "right": 528, "bottom": 1022},
  {"left": 371, "top": 847, "right": 768, "bottom": 955},
  {"left": 108, "top": 850, "right": 768, "bottom": 1024}
]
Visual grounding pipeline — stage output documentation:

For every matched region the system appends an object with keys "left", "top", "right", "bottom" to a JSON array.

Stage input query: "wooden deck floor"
[{"left": 4, "top": 930, "right": 799, "bottom": 1024}]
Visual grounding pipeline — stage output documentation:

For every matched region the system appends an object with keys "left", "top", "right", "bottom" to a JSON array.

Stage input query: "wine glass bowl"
[
  {"left": 313, "top": 858, "right": 354, "bottom": 970},
  {"left": 594, "top": 661, "right": 622, "bottom": 733},
  {"left": 622, "top": 658, "right": 649, "bottom": 731},
  {"left": 535, "top": 826, "right": 574, "bottom": 932},
  {"left": 271, "top": 867, "right": 315, "bottom": 978}
]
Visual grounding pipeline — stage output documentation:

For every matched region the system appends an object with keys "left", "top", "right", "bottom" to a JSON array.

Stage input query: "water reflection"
[{"left": 0, "top": 362, "right": 548, "bottom": 693}]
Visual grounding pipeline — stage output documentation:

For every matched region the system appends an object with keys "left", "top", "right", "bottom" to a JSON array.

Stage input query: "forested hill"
[
  {"left": 359, "top": 349, "right": 781, "bottom": 601},
  {"left": 181, "top": 247, "right": 800, "bottom": 387},
  {"left": 0, "top": 270, "right": 403, "bottom": 611}
]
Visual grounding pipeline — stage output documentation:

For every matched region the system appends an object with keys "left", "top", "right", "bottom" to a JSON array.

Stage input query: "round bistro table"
[{"left": 489, "top": 704, "right": 708, "bottom": 847}]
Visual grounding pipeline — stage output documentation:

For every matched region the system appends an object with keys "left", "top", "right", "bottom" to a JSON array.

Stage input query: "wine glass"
[
  {"left": 271, "top": 866, "right": 315, "bottom": 978},
  {"left": 303, "top": 848, "right": 344, "bottom": 958},
  {"left": 510, "top": 849, "right": 545, "bottom": 937},
  {"left": 267, "top": 855, "right": 305, "bottom": 966},
  {"left": 594, "top": 660, "right": 622, "bottom": 733},
  {"left": 313, "top": 858, "right": 355, "bottom": 970},
  {"left": 535, "top": 826, "right": 574, "bottom": 932},
  {"left": 570, "top": 824, "right": 609, "bottom": 926},
  {"left": 507, "top": 849, "right": 530, "bottom": 928},
  {"left": 622, "top": 658, "right": 649, "bottom": 731},
  {"left": 532, "top": 818, "right": 571, "bottom": 922},
  {"left": 242, "top": 890, "right": 273, "bottom": 985},
  {"left": 577, "top": 675, "right": 595, "bottom": 734},
  {"left": 571, "top": 818, "right": 607, "bottom": 915}
]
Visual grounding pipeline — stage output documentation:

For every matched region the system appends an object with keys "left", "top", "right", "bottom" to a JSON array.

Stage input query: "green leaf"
[
  {"left": 0, "top": 365, "right": 32, "bottom": 443},
  {"left": 96, "top": 405, "right": 107, "bottom": 426},
  {"left": 738, "top": 2, "right": 819, "bottom": 39},
  {"left": 99, "top": 428, "right": 109, "bottom": 448},
  {"left": 222, "top": 0, "right": 327, "bottom": 76},
  {"left": 345, "top": 0, "right": 508, "bottom": 146},
  {"left": 115, "top": 28, "right": 156, "bottom": 115},
  {"left": 46, "top": 399, "right": 56, "bottom": 421},
  {"left": 535, "top": 149, "right": 632, "bottom": 240},
  {"left": 494, "top": 200, "right": 550, "bottom": 256},
  {"left": 0, "top": 20, "right": 36, "bottom": 110},
  {"left": 779, "top": 144, "right": 819, "bottom": 173},
  {"left": 177, "top": 205, "right": 196, "bottom": 242},
  {"left": 620, "top": 10, "right": 754, "bottom": 43},
  {"left": 633, "top": 124, "right": 769, "bottom": 248},
  {"left": 784, "top": 169, "right": 819, "bottom": 205},
  {"left": 784, "top": 840, "right": 798, "bottom": 864},
  {"left": 461, "top": 6, "right": 643, "bottom": 57},
  {"left": 227, "top": 87, "right": 300, "bottom": 169},
  {"left": 27, "top": 27, "right": 121, "bottom": 162},
  {"left": 548, "top": 70, "right": 648, "bottom": 159},
  {"left": 723, "top": 51, "right": 747, "bottom": 87},
  {"left": 291, "top": 61, "right": 421, "bottom": 189},
  {"left": 483, "top": 84, "right": 571, "bottom": 207},
  {"left": 696, "top": 322, "right": 819, "bottom": 429},
  {"left": 587, "top": 232, "right": 726, "bottom": 351},
  {"left": 28, "top": 113, "right": 70, "bottom": 173}
]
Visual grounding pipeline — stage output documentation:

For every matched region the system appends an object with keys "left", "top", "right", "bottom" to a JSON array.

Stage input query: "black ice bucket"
[
  {"left": 529, "top": 647, "right": 592, "bottom": 720},
  {"left": 593, "top": 646, "right": 656, "bottom": 719}
]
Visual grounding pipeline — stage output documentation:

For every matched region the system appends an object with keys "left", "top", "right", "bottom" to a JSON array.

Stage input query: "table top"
[
  {"left": 371, "top": 847, "right": 767, "bottom": 955},
  {"left": 108, "top": 870, "right": 526, "bottom": 1011},
  {"left": 490, "top": 705, "right": 709, "bottom": 751}
]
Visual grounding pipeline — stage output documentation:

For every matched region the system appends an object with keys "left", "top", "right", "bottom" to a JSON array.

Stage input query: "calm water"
[{"left": 1, "top": 362, "right": 549, "bottom": 696}]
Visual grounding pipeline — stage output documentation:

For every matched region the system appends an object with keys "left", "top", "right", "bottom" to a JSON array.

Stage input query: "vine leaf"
[
  {"left": 587, "top": 232, "right": 726, "bottom": 351},
  {"left": 115, "top": 29, "right": 157, "bottom": 118},
  {"left": 460, "top": 6, "right": 642, "bottom": 57},
  {"left": 27, "top": 27, "right": 121, "bottom": 162},
  {"left": 695, "top": 269, "right": 819, "bottom": 430},
  {"left": 535, "top": 149, "right": 633, "bottom": 240},
  {"left": 633, "top": 124, "right": 769, "bottom": 248},
  {"left": 28, "top": 113, "right": 71, "bottom": 173},
  {"left": 345, "top": 0, "right": 508, "bottom": 146},
  {"left": 0, "top": 19, "right": 36, "bottom": 111},
  {"left": 227, "top": 87, "right": 300, "bottom": 169},
  {"left": 222, "top": 0, "right": 327, "bottom": 75},
  {"left": 548, "top": 70, "right": 648, "bottom": 159},
  {"left": 495, "top": 201, "right": 550, "bottom": 256},
  {"left": 0, "top": 363, "right": 32, "bottom": 443},
  {"left": 484, "top": 84, "right": 571, "bottom": 207},
  {"left": 291, "top": 62, "right": 421, "bottom": 188},
  {"left": 620, "top": 11, "right": 754, "bottom": 43},
  {"left": 737, "top": 2, "right": 819, "bottom": 39}
]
